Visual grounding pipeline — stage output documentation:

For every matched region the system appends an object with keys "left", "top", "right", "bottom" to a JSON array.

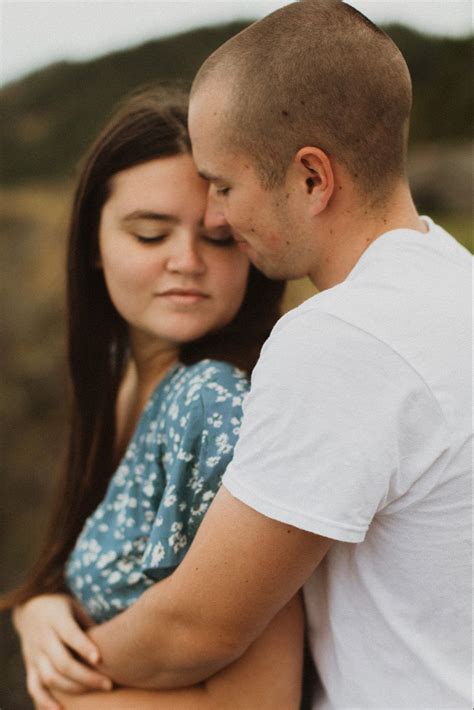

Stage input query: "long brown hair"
[{"left": 2, "top": 85, "right": 284, "bottom": 609}]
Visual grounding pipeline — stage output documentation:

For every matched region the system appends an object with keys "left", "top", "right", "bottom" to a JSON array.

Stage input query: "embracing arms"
[
  {"left": 88, "top": 486, "right": 332, "bottom": 689},
  {"left": 14, "top": 583, "right": 304, "bottom": 710},
  {"left": 52, "top": 593, "right": 304, "bottom": 710}
]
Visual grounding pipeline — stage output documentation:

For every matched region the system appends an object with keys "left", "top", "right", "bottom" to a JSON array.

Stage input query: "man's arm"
[{"left": 89, "top": 486, "right": 333, "bottom": 689}]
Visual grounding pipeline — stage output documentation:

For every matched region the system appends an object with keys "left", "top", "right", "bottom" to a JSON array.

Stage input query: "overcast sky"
[{"left": 1, "top": 0, "right": 472, "bottom": 86}]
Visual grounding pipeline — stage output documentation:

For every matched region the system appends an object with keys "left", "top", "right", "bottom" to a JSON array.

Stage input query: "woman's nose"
[{"left": 165, "top": 235, "right": 206, "bottom": 275}]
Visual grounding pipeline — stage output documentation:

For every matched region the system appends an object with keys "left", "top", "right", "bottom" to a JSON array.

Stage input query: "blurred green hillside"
[{"left": 0, "top": 23, "right": 472, "bottom": 186}]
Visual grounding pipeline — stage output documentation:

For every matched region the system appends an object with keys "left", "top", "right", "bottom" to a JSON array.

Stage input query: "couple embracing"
[{"left": 5, "top": 2, "right": 471, "bottom": 709}]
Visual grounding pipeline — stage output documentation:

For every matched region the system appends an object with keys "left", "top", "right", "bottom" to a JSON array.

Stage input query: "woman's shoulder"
[{"left": 159, "top": 359, "right": 249, "bottom": 421}]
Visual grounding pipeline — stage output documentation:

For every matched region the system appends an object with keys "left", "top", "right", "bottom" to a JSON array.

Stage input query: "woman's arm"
[{"left": 53, "top": 594, "right": 303, "bottom": 710}]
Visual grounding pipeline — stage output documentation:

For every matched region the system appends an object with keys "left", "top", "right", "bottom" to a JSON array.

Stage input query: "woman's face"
[{"left": 98, "top": 154, "right": 250, "bottom": 349}]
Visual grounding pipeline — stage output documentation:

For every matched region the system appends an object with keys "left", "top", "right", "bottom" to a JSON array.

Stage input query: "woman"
[{"left": 3, "top": 86, "right": 303, "bottom": 709}]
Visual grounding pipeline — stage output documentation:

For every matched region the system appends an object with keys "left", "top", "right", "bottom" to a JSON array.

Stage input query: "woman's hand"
[{"left": 13, "top": 594, "right": 113, "bottom": 710}]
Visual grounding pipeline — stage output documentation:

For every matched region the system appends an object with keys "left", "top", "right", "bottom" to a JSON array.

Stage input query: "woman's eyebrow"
[{"left": 121, "top": 210, "right": 179, "bottom": 223}]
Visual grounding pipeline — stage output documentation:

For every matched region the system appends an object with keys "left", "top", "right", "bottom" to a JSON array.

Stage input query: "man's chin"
[{"left": 252, "top": 259, "right": 299, "bottom": 281}]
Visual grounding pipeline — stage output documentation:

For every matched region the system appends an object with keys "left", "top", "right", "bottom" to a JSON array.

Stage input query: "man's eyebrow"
[{"left": 121, "top": 211, "right": 179, "bottom": 223}]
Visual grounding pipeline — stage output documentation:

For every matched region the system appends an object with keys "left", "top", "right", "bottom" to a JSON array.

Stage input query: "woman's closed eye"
[
  {"left": 216, "top": 186, "right": 230, "bottom": 196},
  {"left": 134, "top": 234, "right": 167, "bottom": 244},
  {"left": 202, "top": 233, "right": 236, "bottom": 248}
]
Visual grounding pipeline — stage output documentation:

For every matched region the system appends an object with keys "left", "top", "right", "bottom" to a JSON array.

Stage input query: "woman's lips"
[{"left": 157, "top": 289, "right": 210, "bottom": 305}]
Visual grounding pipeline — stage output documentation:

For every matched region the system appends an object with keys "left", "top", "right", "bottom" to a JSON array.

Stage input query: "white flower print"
[
  {"left": 96, "top": 551, "right": 117, "bottom": 570},
  {"left": 163, "top": 485, "right": 177, "bottom": 507},
  {"left": 117, "top": 559, "right": 134, "bottom": 574},
  {"left": 150, "top": 542, "right": 166, "bottom": 566},
  {"left": 169, "top": 402, "right": 179, "bottom": 420},
  {"left": 169, "top": 522, "right": 187, "bottom": 554},
  {"left": 143, "top": 483, "right": 154, "bottom": 497},
  {"left": 215, "top": 433, "right": 232, "bottom": 455},
  {"left": 64, "top": 360, "right": 249, "bottom": 625},
  {"left": 127, "top": 572, "right": 142, "bottom": 585},
  {"left": 207, "top": 412, "right": 223, "bottom": 429},
  {"left": 206, "top": 456, "right": 220, "bottom": 467}
]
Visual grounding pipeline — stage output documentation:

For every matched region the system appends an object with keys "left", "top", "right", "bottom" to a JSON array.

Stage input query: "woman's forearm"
[
  {"left": 59, "top": 610, "right": 302, "bottom": 710},
  {"left": 53, "top": 685, "right": 210, "bottom": 710},
  {"left": 83, "top": 594, "right": 303, "bottom": 709}
]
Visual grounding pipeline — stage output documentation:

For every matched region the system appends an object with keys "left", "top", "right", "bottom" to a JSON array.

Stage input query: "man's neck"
[{"left": 309, "top": 182, "right": 427, "bottom": 291}]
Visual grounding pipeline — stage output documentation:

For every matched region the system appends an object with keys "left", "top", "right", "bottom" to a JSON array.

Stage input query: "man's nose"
[{"left": 204, "top": 189, "right": 228, "bottom": 230}]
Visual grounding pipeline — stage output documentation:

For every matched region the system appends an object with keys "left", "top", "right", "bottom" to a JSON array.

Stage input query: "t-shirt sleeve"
[
  {"left": 142, "top": 362, "right": 248, "bottom": 579},
  {"left": 223, "top": 310, "right": 448, "bottom": 543}
]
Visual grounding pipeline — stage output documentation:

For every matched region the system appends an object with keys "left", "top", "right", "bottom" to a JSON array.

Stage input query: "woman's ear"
[{"left": 293, "top": 147, "right": 334, "bottom": 215}]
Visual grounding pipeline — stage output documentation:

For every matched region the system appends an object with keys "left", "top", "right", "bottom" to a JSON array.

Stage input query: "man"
[{"left": 86, "top": 2, "right": 471, "bottom": 707}]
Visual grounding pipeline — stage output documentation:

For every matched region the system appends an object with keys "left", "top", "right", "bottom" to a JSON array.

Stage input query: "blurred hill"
[
  {"left": 0, "top": 22, "right": 472, "bottom": 187},
  {"left": 0, "top": 22, "right": 250, "bottom": 184}
]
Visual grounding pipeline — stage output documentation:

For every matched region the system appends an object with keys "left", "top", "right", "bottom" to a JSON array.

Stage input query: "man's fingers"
[
  {"left": 49, "top": 635, "right": 112, "bottom": 691},
  {"left": 27, "top": 668, "right": 61, "bottom": 710}
]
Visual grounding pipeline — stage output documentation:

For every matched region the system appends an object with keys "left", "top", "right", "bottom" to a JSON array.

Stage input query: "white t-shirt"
[{"left": 223, "top": 218, "right": 472, "bottom": 709}]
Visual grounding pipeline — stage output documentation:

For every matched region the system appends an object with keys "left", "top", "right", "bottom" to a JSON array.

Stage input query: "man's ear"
[{"left": 293, "top": 147, "right": 334, "bottom": 214}]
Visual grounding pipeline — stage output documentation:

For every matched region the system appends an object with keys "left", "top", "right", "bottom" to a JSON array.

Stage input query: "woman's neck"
[
  {"left": 114, "top": 333, "right": 179, "bottom": 465},
  {"left": 128, "top": 330, "right": 180, "bottom": 403}
]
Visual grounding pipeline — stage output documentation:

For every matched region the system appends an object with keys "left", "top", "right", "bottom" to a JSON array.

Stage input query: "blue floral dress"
[{"left": 65, "top": 360, "right": 249, "bottom": 623}]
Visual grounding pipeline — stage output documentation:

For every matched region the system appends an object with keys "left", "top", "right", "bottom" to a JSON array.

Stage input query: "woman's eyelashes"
[
  {"left": 133, "top": 233, "right": 236, "bottom": 247},
  {"left": 203, "top": 234, "right": 236, "bottom": 247},
  {"left": 135, "top": 234, "right": 167, "bottom": 244},
  {"left": 216, "top": 186, "right": 230, "bottom": 196}
]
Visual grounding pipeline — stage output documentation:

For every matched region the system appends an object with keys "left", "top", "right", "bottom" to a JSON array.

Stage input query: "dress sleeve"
[{"left": 141, "top": 362, "right": 248, "bottom": 579}]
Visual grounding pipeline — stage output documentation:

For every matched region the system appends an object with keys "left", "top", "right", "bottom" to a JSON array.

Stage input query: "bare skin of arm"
[
  {"left": 88, "top": 486, "right": 333, "bottom": 689},
  {"left": 53, "top": 594, "right": 304, "bottom": 709}
]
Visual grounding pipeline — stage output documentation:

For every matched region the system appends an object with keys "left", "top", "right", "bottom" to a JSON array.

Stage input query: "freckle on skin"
[
  {"left": 338, "top": 185, "right": 342, "bottom": 190},
  {"left": 282, "top": 110, "right": 289, "bottom": 117},
  {"left": 286, "top": 240, "right": 290, "bottom": 246}
]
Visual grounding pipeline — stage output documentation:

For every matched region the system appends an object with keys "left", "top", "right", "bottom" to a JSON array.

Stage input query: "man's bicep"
[{"left": 166, "top": 485, "right": 333, "bottom": 651}]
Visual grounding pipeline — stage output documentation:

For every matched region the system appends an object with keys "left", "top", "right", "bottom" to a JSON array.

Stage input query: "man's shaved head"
[{"left": 192, "top": 0, "right": 412, "bottom": 197}]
